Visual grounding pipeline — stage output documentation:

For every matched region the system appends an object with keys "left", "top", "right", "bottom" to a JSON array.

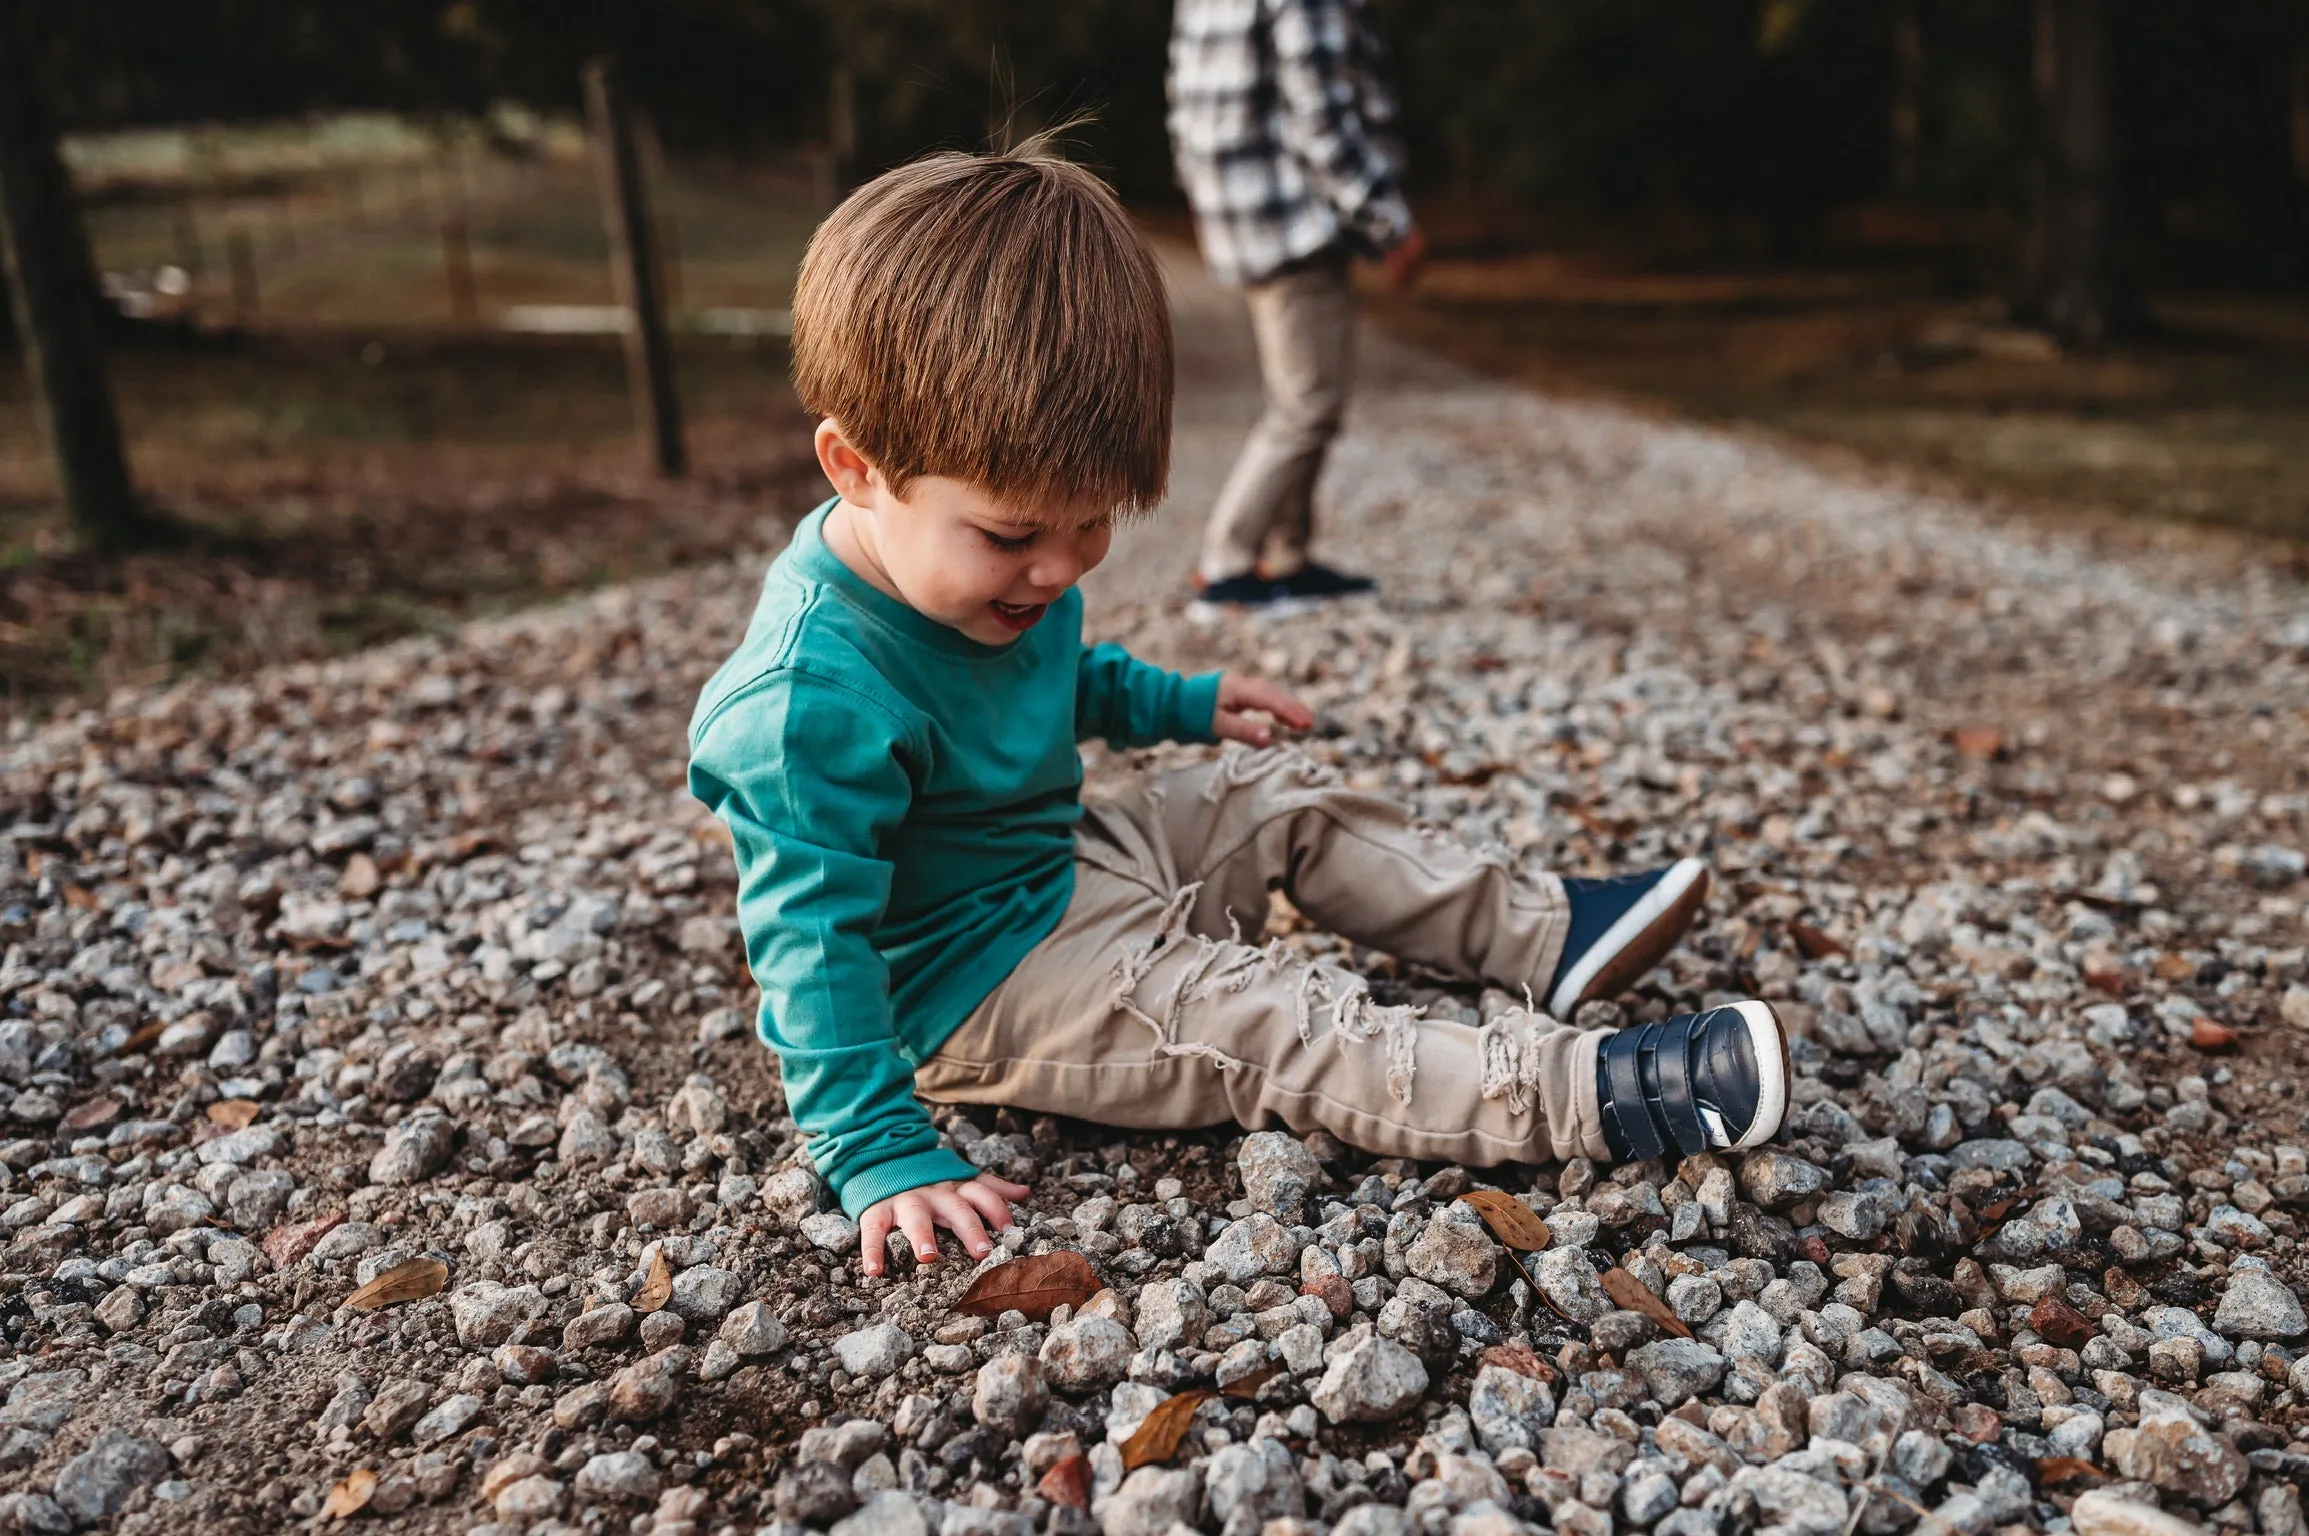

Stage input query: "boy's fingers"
[
  {"left": 859, "top": 1207, "right": 891, "bottom": 1276},
  {"left": 986, "top": 1175, "right": 1032, "bottom": 1200},
  {"left": 933, "top": 1192, "right": 993, "bottom": 1259},
  {"left": 896, "top": 1198, "right": 941, "bottom": 1264},
  {"left": 957, "top": 1181, "right": 1016, "bottom": 1230}
]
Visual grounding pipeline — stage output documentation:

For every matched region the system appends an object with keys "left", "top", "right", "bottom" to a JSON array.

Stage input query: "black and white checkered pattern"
[{"left": 1167, "top": 0, "right": 1414, "bottom": 288}]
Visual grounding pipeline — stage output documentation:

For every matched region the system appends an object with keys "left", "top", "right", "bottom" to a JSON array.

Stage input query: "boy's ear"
[{"left": 815, "top": 419, "right": 880, "bottom": 504}]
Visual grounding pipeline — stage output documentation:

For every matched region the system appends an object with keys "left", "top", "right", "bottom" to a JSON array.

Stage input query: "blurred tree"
[
  {"left": 2024, "top": 0, "right": 2121, "bottom": 346},
  {"left": 0, "top": 0, "right": 142, "bottom": 548}
]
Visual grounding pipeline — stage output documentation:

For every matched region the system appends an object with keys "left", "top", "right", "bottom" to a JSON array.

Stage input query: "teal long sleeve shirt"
[{"left": 687, "top": 502, "right": 1223, "bottom": 1216}]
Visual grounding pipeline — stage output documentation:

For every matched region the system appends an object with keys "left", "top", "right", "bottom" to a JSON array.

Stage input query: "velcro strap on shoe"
[
  {"left": 1602, "top": 1023, "right": 1667, "bottom": 1161},
  {"left": 1651, "top": 1010, "right": 1709, "bottom": 1156}
]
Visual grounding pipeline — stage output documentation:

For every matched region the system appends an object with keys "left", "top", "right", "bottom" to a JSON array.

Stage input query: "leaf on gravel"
[
  {"left": 2190, "top": 1016, "right": 2237, "bottom": 1051},
  {"left": 1120, "top": 1389, "right": 1214, "bottom": 1471},
  {"left": 1787, "top": 919, "right": 1844, "bottom": 959},
  {"left": 345, "top": 1257, "right": 448, "bottom": 1311},
  {"left": 1951, "top": 726, "right": 2003, "bottom": 760},
  {"left": 952, "top": 1250, "right": 1098, "bottom": 1321},
  {"left": 1221, "top": 1362, "right": 1281, "bottom": 1400},
  {"left": 1037, "top": 1455, "right": 1093, "bottom": 1509},
  {"left": 206, "top": 1099, "right": 261, "bottom": 1129},
  {"left": 323, "top": 1468, "right": 377, "bottom": 1518},
  {"left": 1599, "top": 1266, "right": 1692, "bottom": 1339},
  {"left": 1478, "top": 1343, "right": 1557, "bottom": 1382},
  {"left": 61, "top": 881, "right": 99, "bottom": 911},
  {"left": 1457, "top": 1190, "right": 1552, "bottom": 1252},
  {"left": 339, "top": 852, "right": 382, "bottom": 898},
  {"left": 61, "top": 1096, "right": 122, "bottom": 1132},
  {"left": 2035, "top": 1458, "right": 2107, "bottom": 1485},
  {"left": 633, "top": 1249, "right": 674, "bottom": 1313},
  {"left": 118, "top": 1019, "right": 170, "bottom": 1056},
  {"left": 263, "top": 1210, "right": 344, "bottom": 1268}
]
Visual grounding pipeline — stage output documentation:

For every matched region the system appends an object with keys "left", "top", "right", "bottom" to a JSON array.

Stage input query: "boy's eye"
[{"left": 979, "top": 529, "right": 1035, "bottom": 553}]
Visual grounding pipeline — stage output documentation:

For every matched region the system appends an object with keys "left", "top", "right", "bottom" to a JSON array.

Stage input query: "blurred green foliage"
[{"left": 28, "top": 0, "right": 2309, "bottom": 282}]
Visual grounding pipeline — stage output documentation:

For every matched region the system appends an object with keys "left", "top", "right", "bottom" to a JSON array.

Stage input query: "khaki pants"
[
  {"left": 1198, "top": 253, "right": 1357, "bottom": 583},
  {"left": 919, "top": 748, "right": 1612, "bottom": 1165}
]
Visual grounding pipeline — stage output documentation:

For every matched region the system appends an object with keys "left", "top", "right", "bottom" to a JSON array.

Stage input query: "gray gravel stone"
[
  {"left": 1237, "top": 1131, "right": 1321, "bottom": 1220},
  {"left": 51, "top": 1428, "right": 170, "bottom": 1525},
  {"left": 2213, "top": 1267, "right": 2306, "bottom": 1339},
  {"left": 367, "top": 1112, "right": 456, "bottom": 1185},
  {"left": 1626, "top": 1337, "right": 1728, "bottom": 1407},
  {"left": 835, "top": 1323, "right": 916, "bottom": 1381},
  {"left": 1310, "top": 1328, "right": 1428, "bottom": 1423}
]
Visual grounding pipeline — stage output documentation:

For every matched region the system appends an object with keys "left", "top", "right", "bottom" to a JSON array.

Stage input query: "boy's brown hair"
[{"left": 790, "top": 142, "right": 1172, "bottom": 520}]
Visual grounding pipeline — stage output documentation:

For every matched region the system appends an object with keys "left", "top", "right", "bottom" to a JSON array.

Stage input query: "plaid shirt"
[{"left": 1168, "top": 0, "right": 1414, "bottom": 287}]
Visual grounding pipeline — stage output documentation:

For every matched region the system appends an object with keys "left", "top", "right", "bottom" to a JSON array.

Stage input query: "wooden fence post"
[
  {"left": 441, "top": 217, "right": 477, "bottom": 325},
  {"left": 226, "top": 228, "right": 258, "bottom": 325},
  {"left": 0, "top": 0, "right": 142, "bottom": 549},
  {"left": 582, "top": 56, "right": 686, "bottom": 478}
]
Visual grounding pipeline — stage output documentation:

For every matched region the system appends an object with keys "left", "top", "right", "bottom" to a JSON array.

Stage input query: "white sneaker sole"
[
  {"left": 1719, "top": 999, "right": 1791, "bottom": 1151},
  {"left": 1545, "top": 856, "right": 1710, "bottom": 1017}
]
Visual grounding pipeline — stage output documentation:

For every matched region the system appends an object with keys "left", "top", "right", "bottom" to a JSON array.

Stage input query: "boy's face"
[{"left": 818, "top": 422, "right": 1115, "bottom": 646}]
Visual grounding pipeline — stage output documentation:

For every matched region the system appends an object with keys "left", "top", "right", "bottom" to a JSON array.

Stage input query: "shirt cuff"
[
  {"left": 1171, "top": 671, "right": 1226, "bottom": 744},
  {"left": 835, "top": 1146, "right": 983, "bottom": 1219}
]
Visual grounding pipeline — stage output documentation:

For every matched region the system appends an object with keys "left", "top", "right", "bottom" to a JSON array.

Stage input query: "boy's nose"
[{"left": 1028, "top": 551, "right": 1084, "bottom": 591}]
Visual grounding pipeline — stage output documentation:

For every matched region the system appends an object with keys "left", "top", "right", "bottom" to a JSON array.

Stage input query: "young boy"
[{"left": 688, "top": 145, "right": 1790, "bottom": 1278}]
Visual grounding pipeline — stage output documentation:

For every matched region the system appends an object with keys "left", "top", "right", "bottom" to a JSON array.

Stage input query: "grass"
[{"left": 1365, "top": 249, "right": 2309, "bottom": 546}]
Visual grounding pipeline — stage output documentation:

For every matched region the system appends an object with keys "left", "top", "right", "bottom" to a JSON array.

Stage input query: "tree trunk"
[
  {"left": 2025, "top": 0, "right": 2120, "bottom": 349},
  {"left": 0, "top": 0, "right": 142, "bottom": 549},
  {"left": 2291, "top": 14, "right": 2309, "bottom": 185},
  {"left": 1890, "top": 0, "right": 1925, "bottom": 196}
]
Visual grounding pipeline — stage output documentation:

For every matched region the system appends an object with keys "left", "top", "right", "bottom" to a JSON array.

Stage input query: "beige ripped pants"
[{"left": 918, "top": 748, "right": 1612, "bottom": 1165}]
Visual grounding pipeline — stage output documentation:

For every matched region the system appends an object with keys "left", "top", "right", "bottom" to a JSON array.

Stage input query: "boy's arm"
[
  {"left": 690, "top": 675, "right": 977, "bottom": 1219},
  {"left": 1268, "top": 0, "right": 1415, "bottom": 255},
  {"left": 1075, "top": 642, "right": 1224, "bottom": 749}
]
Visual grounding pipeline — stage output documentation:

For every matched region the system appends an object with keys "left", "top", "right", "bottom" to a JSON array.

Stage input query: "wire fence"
[{"left": 71, "top": 118, "right": 821, "bottom": 339}]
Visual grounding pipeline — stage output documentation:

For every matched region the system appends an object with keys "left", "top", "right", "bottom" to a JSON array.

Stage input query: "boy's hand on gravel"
[
  {"left": 858, "top": 1173, "right": 1031, "bottom": 1276},
  {"left": 1214, "top": 672, "right": 1314, "bottom": 748}
]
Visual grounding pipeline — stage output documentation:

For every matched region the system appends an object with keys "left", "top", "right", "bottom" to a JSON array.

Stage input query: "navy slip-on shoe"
[
  {"left": 1267, "top": 561, "right": 1377, "bottom": 599},
  {"left": 1544, "top": 856, "right": 1711, "bottom": 1017},
  {"left": 1596, "top": 1000, "right": 1792, "bottom": 1160},
  {"left": 1194, "top": 573, "right": 1288, "bottom": 607}
]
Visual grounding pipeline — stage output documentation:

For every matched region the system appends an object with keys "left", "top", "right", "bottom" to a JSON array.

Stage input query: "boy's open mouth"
[{"left": 988, "top": 600, "right": 1047, "bottom": 632}]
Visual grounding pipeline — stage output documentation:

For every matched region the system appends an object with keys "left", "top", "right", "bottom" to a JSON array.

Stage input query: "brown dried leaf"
[
  {"left": 1951, "top": 726, "right": 2003, "bottom": 761},
  {"left": 2035, "top": 1457, "right": 2107, "bottom": 1485},
  {"left": 1787, "top": 920, "right": 1845, "bottom": 960},
  {"left": 952, "top": 1250, "right": 1099, "bottom": 1322},
  {"left": 2191, "top": 1016, "right": 2238, "bottom": 1052},
  {"left": 264, "top": 1209, "right": 344, "bottom": 1269},
  {"left": 339, "top": 852, "right": 382, "bottom": 899},
  {"left": 1457, "top": 1190, "right": 1553, "bottom": 1252},
  {"left": 1478, "top": 1343, "right": 1557, "bottom": 1383},
  {"left": 345, "top": 1257, "right": 448, "bottom": 1312},
  {"left": 61, "top": 1096, "right": 122, "bottom": 1133},
  {"left": 323, "top": 1468, "right": 378, "bottom": 1518},
  {"left": 1119, "top": 1390, "right": 1214, "bottom": 1471},
  {"left": 118, "top": 1019, "right": 169, "bottom": 1056},
  {"left": 61, "top": 882, "right": 98, "bottom": 911},
  {"left": 206, "top": 1099, "right": 261, "bottom": 1130},
  {"left": 1038, "top": 1455, "right": 1093, "bottom": 1509},
  {"left": 633, "top": 1249, "right": 674, "bottom": 1313},
  {"left": 1221, "top": 1362, "right": 1281, "bottom": 1401},
  {"left": 1599, "top": 1267, "right": 1692, "bottom": 1339}
]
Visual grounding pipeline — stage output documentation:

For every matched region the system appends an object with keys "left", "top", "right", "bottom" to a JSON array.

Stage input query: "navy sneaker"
[
  {"left": 1596, "top": 1000, "right": 1791, "bottom": 1159},
  {"left": 1269, "top": 562, "right": 1377, "bottom": 599},
  {"left": 1195, "top": 573, "right": 1287, "bottom": 607},
  {"left": 1544, "top": 857, "right": 1711, "bottom": 1017}
]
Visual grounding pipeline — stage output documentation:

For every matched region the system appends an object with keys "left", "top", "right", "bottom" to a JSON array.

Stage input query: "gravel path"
[{"left": 4, "top": 254, "right": 2309, "bottom": 1536}]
